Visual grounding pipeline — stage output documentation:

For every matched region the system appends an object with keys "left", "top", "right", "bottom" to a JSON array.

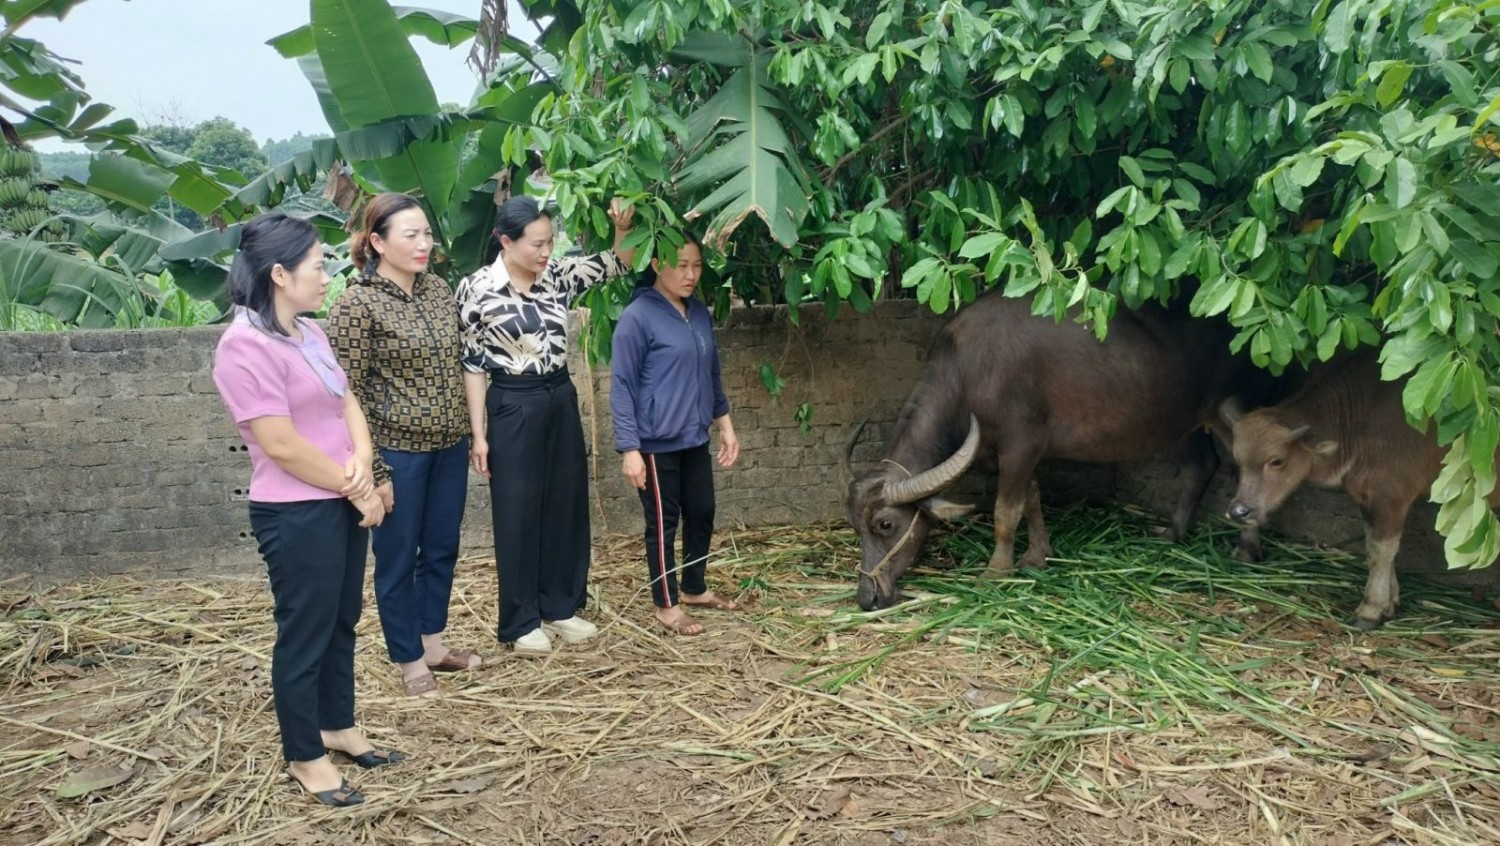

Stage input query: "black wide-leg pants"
[{"left": 485, "top": 368, "right": 591, "bottom": 642}]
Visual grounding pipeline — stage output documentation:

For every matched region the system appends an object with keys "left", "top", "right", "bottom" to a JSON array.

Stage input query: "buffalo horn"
[
  {"left": 883, "top": 415, "right": 981, "bottom": 505},
  {"left": 841, "top": 418, "right": 870, "bottom": 482}
]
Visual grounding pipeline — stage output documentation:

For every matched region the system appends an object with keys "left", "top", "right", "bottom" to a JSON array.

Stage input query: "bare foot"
[{"left": 421, "top": 633, "right": 482, "bottom": 671}]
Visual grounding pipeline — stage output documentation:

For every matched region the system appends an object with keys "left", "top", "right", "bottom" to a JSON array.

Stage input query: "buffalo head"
[
  {"left": 1219, "top": 398, "right": 1337, "bottom": 528},
  {"left": 844, "top": 416, "right": 982, "bottom": 610}
]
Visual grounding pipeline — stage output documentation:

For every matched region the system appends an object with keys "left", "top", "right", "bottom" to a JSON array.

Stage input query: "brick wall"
[
  {"left": 2, "top": 303, "right": 1494, "bottom": 591},
  {"left": 0, "top": 303, "right": 944, "bottom": 579}
]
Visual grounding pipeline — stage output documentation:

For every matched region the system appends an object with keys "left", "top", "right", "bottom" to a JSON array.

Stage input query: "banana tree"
[
  {"left": 0, "top": 0, "right": 266, "bottom": 324},
  {"left": 212, "top": 0, "right": 556, "bottom": 287},
  {"left": 1, "top": 1, "right": 252, "bottom": 220},
  {"left": 0, "top": 207, "right": 192, "bottom": 326}
]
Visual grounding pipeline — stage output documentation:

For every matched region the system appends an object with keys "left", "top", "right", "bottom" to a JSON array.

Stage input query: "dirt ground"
[{"left": 3, "top": 520, "right": 1500, "bottom": 845}]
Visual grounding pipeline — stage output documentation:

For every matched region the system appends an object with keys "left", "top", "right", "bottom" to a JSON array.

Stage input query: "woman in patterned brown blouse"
[
  {"left": 456, "top": 195, "right": 635, "bottom": 657},
  {"left": 328, "top": 193, "right": 479, "bottom": 697}
]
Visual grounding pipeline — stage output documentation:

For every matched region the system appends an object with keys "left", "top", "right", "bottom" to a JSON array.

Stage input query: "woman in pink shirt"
[{"left": 212, "top": 213, "right": 400, "bottom": 807}]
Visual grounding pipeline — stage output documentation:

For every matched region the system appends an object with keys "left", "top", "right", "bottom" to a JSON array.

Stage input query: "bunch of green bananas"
[
  {"left": 0, "top": 143, "right": 39, "bottom": 178},
  {"left": 0, "top": 142, "right": 64, "bottom": 243}
]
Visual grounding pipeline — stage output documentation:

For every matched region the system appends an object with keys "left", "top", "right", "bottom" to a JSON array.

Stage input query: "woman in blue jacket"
[{"left": 610, "top": 233, "right": 741, "bottom": 635}]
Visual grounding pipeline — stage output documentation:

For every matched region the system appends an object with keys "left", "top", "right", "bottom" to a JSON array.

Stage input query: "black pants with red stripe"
[{"left": 638, "top": 443, "right": 716, "bottom": 608}]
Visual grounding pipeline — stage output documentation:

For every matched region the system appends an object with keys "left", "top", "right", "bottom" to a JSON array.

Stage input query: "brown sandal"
[
  {"left": 656, "top": 611, "right": 705, "bottom": 636},
  {"left": 425, "top": 649, "right": 481, "bottom": 673},
  {"left": 403, "top": 673, "right": 439, "bottom": 697},
  {"left": 682, "top": 592, "right": 740, "bottom": 612}
]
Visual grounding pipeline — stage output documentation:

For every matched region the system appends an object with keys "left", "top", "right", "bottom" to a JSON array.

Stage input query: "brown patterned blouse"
[{"left": 327, "top": 271, "right": 469, "bottom": 453}]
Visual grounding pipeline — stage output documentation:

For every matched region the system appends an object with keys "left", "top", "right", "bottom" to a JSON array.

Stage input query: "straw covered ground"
[{"left": 4, "top": 506, "right": 1500, "bottom": 845}]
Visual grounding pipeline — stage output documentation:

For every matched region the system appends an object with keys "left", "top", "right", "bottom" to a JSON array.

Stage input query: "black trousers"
[
  {"left": 248, "top": 498, "right": 367, "bottom": 762},
  {"left": 486, "top": 368, "right": 591, "bottom": 642},
  {"left": 639, "top": 443, "right": 716, "bottom": 608}
]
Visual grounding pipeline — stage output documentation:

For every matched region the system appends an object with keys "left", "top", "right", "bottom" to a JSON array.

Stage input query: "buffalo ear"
[
  {"left": 1218, "top": 396, "right": 1245, "bottom": 429},
  {"left": 921, "top": 497, "right": 974, "bottom": 522},
  {"left": 1287, "top": 424, "right": 1338, "bottom": 456},
  {"left": 1309, "top": 438, "right": 1339, "bottom": 456}
]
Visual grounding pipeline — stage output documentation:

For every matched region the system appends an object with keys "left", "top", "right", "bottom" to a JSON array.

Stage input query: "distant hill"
[{"left": 262, "top": 132, "right": 329, "bottom": 167}]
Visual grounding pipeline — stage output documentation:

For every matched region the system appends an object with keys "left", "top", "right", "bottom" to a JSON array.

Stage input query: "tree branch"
[{"left": 822, "top": 113, "right": 909, "bottom": 186}]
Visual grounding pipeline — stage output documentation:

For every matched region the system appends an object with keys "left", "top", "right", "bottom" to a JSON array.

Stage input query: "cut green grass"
[{"left": 750, "top": 504, "right": 1500, "bottom": 761}]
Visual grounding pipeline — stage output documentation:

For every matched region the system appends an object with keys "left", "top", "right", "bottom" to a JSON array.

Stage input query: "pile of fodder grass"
[{"left": 750, "top": 505, "right": 1500, "bottom": 781}]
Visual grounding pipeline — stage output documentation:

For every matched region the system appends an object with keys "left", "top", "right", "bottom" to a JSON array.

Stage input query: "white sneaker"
[
  {"left": 510, "top": 628, "right": 552, "bottom": 657},
  {"left": 542, "top": 616, "right": 599, "bottom": 644}
]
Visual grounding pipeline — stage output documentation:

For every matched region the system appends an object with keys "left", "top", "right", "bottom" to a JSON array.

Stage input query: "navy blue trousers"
[
  {"left": 371, "top": 438, "right": 469, "bottom": 664},
  {"left": 248, "top": 497, "right": 367, "bottom": 762}
]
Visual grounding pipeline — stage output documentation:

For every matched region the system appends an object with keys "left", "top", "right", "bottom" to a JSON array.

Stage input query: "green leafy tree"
[
  {"left": 138, "top": 123, "right": 195, "bottom": 156},
  {"left": 137, "top": 117, "right": 270, "bottom": 229},
  {"left": 254, "top": 133, "right": 338, "bottom": 215},
  {"left": 184, "top": 117, "right": 267, "bottom": 177},
  {"left": 507, "top": 0, "right": 1500, "bottom": 568}
]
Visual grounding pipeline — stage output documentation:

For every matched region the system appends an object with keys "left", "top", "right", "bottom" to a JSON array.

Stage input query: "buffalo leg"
[
  {"left": 988, "top": 492, "right": 1024, "bottom": 573},
  {"left": 1352, "top": 499, "right": 1409, "bottom": 630},
  {"left": 1017, "top": 479, "right": 1052, "bottom": 570},
  {"left": 1166, "top": 430, "right": 1219, "bottom": 542},
  {"left": 988, "top": 443, "right": 1044, "bottom": 574}
]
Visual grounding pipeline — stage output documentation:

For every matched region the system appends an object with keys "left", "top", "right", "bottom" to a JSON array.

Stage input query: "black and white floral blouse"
[{"left": 456, "top": 251, "right": 628, "bottom": 376}]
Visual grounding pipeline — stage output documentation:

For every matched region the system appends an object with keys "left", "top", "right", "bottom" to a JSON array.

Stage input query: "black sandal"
[
  {"left": 288, "top": 773, "right": 365, "bottom": 807},
  {"left": 331, "top": 748, "right": 406, "bottom": 769}
]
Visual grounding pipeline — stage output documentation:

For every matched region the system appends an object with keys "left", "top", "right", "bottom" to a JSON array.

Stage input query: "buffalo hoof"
[
  {"left": 983, "top": 558, "right": 1016, "bottom": 577},
  {"left": 1017, "top": 551, "right": 1050, "bottom": 570},
  {"left": 1161, "top": 523, "right": 1191, "bottom": 544},
  {"left": 1348, "top": 615, "right": 1383, "bottom": 632}
]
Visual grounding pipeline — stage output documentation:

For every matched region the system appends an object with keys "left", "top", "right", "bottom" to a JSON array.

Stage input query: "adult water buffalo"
[
  {"left": 844, "top": 290, "right": 1268, "bottom": 611},
  {"left": 1220, "top": 349, "right": 1500, "bottom": 629}
]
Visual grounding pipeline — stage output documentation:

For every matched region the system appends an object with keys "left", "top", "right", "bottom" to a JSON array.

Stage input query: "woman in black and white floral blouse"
[{"left": 456, "top": 195, "right": 635, "bottom": 656}]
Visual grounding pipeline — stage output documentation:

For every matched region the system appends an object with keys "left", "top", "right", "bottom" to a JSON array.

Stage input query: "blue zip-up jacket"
[{"left": 610, "top": 287, "right": 730, "bottom": 454}]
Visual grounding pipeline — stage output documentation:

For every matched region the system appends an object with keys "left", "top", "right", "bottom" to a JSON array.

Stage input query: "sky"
[{"left": 24, "top": 0, "right": 536, "bottom": 151}]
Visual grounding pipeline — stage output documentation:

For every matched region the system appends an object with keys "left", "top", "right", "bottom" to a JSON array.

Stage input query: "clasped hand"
[{"left": 351, "top": 482, "right": 393, "bottom": 528}]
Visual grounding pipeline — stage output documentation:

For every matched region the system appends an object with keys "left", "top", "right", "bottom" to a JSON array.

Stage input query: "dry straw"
[{"left": 3, "top": 505, "right": 1500, "bottom": 844}]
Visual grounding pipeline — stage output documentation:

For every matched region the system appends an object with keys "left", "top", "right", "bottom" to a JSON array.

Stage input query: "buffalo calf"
[{"left": 1221, "top": 350, "right": 1500, "bottom": 629}]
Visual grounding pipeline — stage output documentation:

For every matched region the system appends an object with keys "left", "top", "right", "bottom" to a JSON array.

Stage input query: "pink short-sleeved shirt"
[{"left": 213, "top": 315, "right": 355, "bottom": 503}]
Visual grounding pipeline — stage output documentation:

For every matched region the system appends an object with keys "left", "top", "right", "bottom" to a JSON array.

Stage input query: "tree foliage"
[
  {"left": 120, "top": 118, "right": 266, "bottom": 229},
  {"left": 504, "top": 0, "right": 1499, "bottom": 569}
]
